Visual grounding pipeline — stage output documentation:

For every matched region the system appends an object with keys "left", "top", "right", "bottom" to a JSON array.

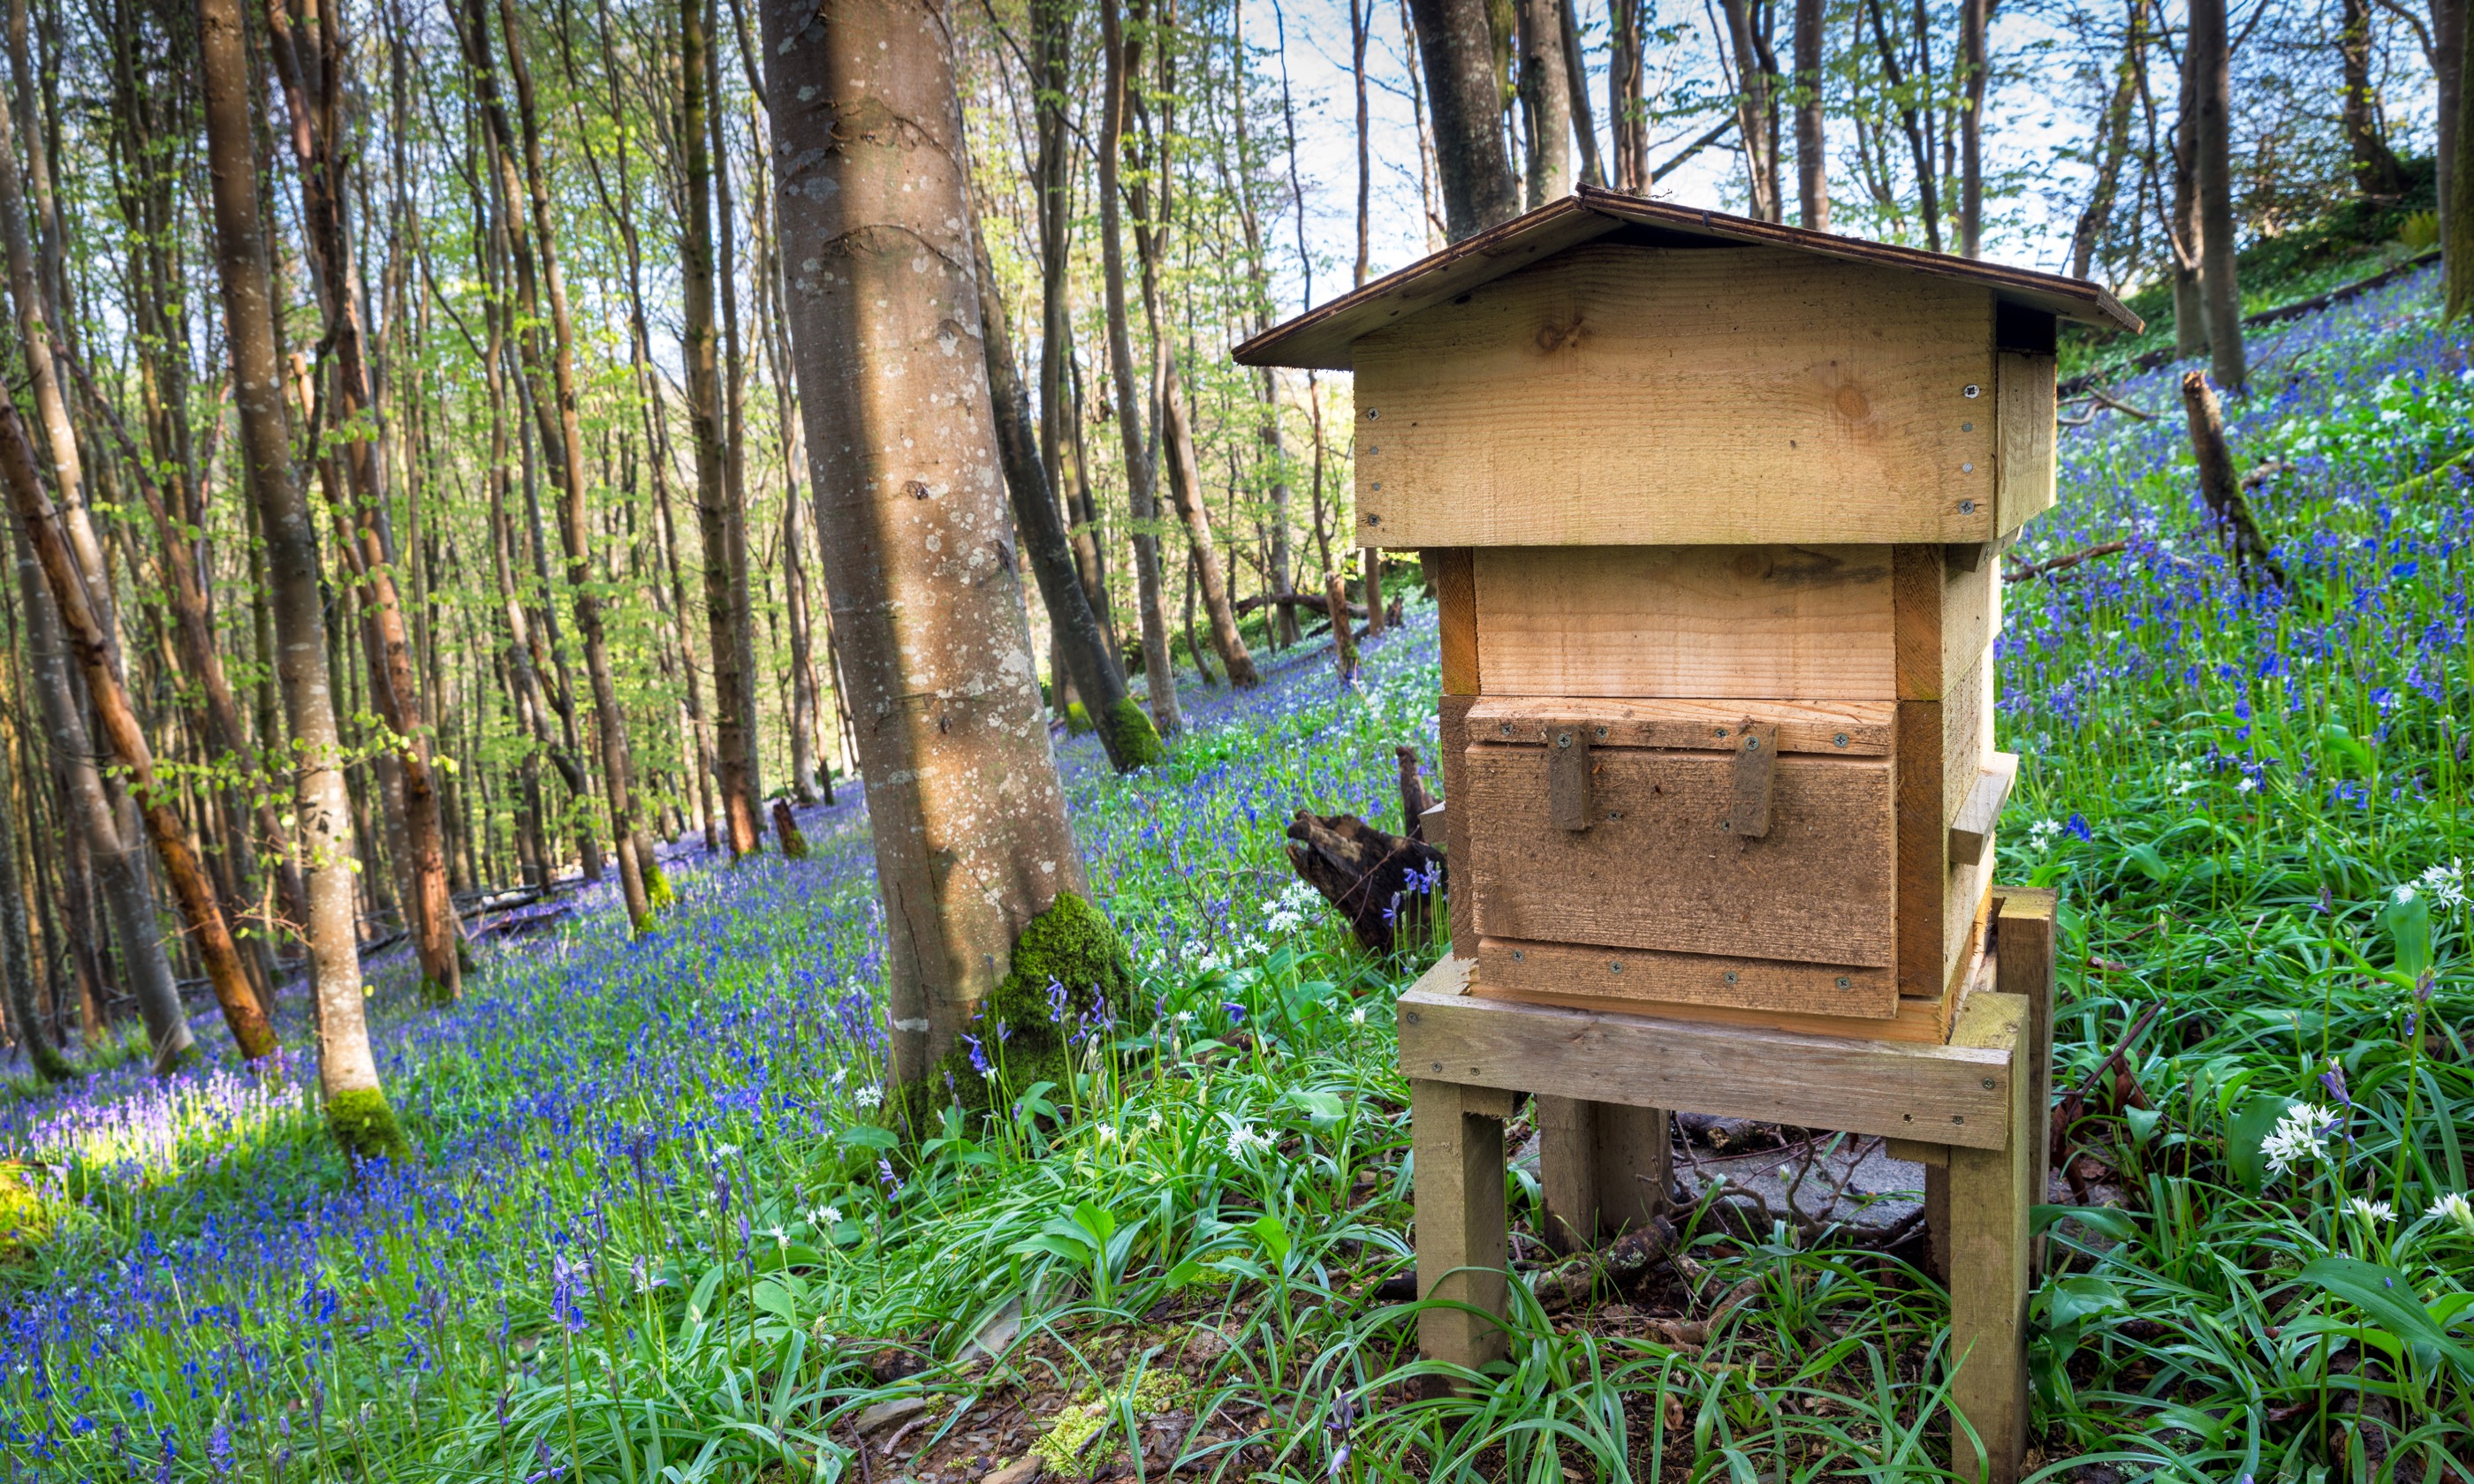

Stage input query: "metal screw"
[
  {"left": 1835, "top": 976, "right": 1851, "bottom": 989},
  {"left": 1962, "top": 384, "right": 1981, "bottom": 398},
  {"left": 1368, "top": 446, "right": 1380, "bottom": 456},
  {"left": 1723, "top": 971, "right": 1739, "bottom": 984},
  {"left": 1953, "top": 1116, "right": 1966, "bottom": 1124},
  {"left": 1555, "top": 732, "right": 1573, "bottom": 749},
  {"left": 1720, "top": 819, "right": 1732, "bottom": 831},
  {"left": 1982, "top": 1077, "right": 1997, "bottom": 1090},
  {"left": 1368, "top": 408, "right": 1381, "bottom": 419},
  {"left": 1512, "top": 949, "right": 1525, "bottom": 960},
  {"left": 1961, "top": 420, "right": 1974, "bottom": 433},
  {"left": 1743, "top": 736, "right": 1760, "bottom": 752},
  {"left": 1431, "top": 1061, "right": 1443, "bottom": 1071},
  {"left": 1833, "top": 732, "right": 1849, "bottom": 748},
  {"left": 1365, "top": 509, "right": 1381, "bottom": 519},
  {"left": 1960, "top": 462, "right": 1975, "bottom": 474},
  {"left": 1499, "top": 723, "right": 1513, "bottom": 735},
  {"left": 1607, "top": 959, "right": 1624, "bottom": 973},
  {"left": 1958, "top": 499, "right": 1977, "bottom": 514},
  {"left": 1714, "top": 727, "right": 1729, "bottom": 738},
  {"left": 1594, "top": 725, "right": 1607, "bottom": 738}
]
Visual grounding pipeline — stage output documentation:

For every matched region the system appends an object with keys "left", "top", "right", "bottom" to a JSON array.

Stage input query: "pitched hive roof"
[{"left": 1233, "top": 185, "right": 2143, "bottom": 370}]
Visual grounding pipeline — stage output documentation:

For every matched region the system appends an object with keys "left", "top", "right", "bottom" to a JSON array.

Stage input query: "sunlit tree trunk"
[
  {"left": 2190, "top": 0, "right": 2245, "bottom": 390},
  {"left": 764, "top": 0, "right": 1105, "bottom": 1103},
  {"left": 1408, "top": 0, "right": 1522, "bottom": 237},
  {"left": 200, "top": 0, "right": 403, "bottom": 1152}
]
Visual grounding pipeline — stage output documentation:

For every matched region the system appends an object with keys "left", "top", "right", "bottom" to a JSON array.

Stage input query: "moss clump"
[
  {"left": 1065, "top": 701, "right": 1095, "bottom": 735},
  {"left": 0, "top": 1162, "right": 51, "bottom": 1258},
  {"left": 326, "top": 1087, "right": 412, "bottom": 1165},
  {"left": 890, "top": 890, "right": 1142, "bottom": 1140},
  {"left": 643, "top": 861, "right": 676, "bottom": 912},
  {"left": 1098, "top": 697, "right": 1168, "bottom": 769},
  {"left": 1027, "top": 1369, "right": 1194, "bottom": 1480}
]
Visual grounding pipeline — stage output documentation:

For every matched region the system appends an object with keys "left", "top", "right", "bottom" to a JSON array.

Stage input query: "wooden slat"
[
  {"left": 1410, "top": 1077, "right": 1511, "bottom": 1372},
  {"left": 1893, "top": 543, "right": 2000, "bottom": 702},
  {"left": 1465, "top": 744, "right": 1896, "bottom": 967},
  {"left": 1468, "top": 980, "right": 1954, "bottom": 1042},
  {"left": 1992, "top": 887, "right": 2060, "bottom": 1275},
  {"left": 1353, "top": 246, "right": 1997, "bottom": 549},
  {"left": 1944, "top": 644, "right": 1994, "bottom": 827},
  {"left": 1477, "top": 935, "right": 1897, "bottom": 1018},
  {"left": 1466, "top": 695, "right": 1895, "bottom": 756},
  {"left": 1949, "top": 753, "right": 2020, "bottom": 865},
  {"left": 1431, "top": 548, "right": 1479, "bottom": 695},
  {"left": 1537, "top": 1096, "right": 1670, "bottom": 1250},
  {"left": 1397, "top": 957, "right": 2013, "bottom": 1147},
  {"left": 1944, "top": 988, "right": 2033, "bottom": 1482},
  {"left": 1896, "top": 696, "right": 1948, "bottom": 997},
  {"left": 1472, "top": 545, "right": 1895, "bottom": 700},
  {"left": 1886, "top": 1136, "right": 1950, "bottom": 1168},
  {"left": 1995, "top": 350, "right": 2059, "bottom": 535},
  {"left": 1439, "top": 696, "right": 1476, "bottom": 960}
]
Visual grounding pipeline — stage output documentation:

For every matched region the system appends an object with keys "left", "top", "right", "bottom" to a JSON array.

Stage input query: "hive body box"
[{"left": 1240, "top": 191, "right": 2132, "bottom": 1041}]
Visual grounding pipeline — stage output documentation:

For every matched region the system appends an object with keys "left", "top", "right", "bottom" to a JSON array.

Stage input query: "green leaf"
[
  {"left": 2124, "top": 843, "right": 2172, "bottom": 883},
  {"left": 2227, "top": 1093, "right": 2300, "bottom": 1194},
  {"left": 1286, "top": 1087, "right": 1345, "bottom": 1126},
  {"left": 839, "top": 1124, "right": 898, "bottom": 1154},
  {"left": 2380, "top": 890, "right": 2433, "bottom": 979},
  {"left": 2299, "top": 1256, "right": 2474, "bottom": 1378},
  {"left": 2317, "top": 723, "right": 2374, "bottom": 777},
  {"left": 1247, "top": 1213, "right": 1292, "bottom": 1268},
  {"left": 2048, "top": 1275, "right": 2128, "bottom": 1329}
]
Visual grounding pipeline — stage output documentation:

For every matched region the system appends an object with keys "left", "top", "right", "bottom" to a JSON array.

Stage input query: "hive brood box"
[{"left": 1239, "top": 188, "right": 2136, "bottom": 1042}]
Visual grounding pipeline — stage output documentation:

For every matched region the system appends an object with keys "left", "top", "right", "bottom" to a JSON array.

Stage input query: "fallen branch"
[
  {"left": 1233, "top": 590, "right": 1366, "bottom": 620},
  {"left": 1283, "top": 808, "right": 1443, "bottom": 954},
  {"left": 2005, "top": 541, "right": 2127, "bottom": 582}
]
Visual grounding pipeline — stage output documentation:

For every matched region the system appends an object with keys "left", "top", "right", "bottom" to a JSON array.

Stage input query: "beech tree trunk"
[
  {"left": 0, "top": 714, "right": 64, "bottom": 1079},
  {"left": 2068, "top": 0, "right": 2141, "bottom": 280},
  {"left": 1097, "top": 0, "right": 1182, "bottom": 737},
  {"left": 764, "top": 0, "right": 1096, "bottom": 1093},
  {"left": 2190, "top": 0, "right": 2246, "bottom": 390},
  {"left": 1795, "top": 0, "right": 1826, "bottom": 229},
  {"left": 1515, "top": 0, "right": 1570, "bottom": 209},
  {"left": 1719, "top": 0, "right": 1779, "bottom": 221},
  {"left": 2180, "top": 371, "right": 2283, "bottom": 584},
  {"left": 2339, "top": 0, "right": 2408, "bottom": 196},
  {"left": 1958, "top": 0, "right": 1986, "bottom": 256},
  {"left": 200, "top": 0, "right": 404, "bottom": 1152},
  {"left": 1558, "top": 0, "right": 1604, "bottom": 187},
  {"left": 1408, "top": 0, "right": 1522, "bottom": 238}
]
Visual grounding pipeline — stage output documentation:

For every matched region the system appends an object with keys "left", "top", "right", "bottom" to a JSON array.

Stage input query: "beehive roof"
[{"left": 1233, "top": 186, "right": 2143, "bottom": 371}]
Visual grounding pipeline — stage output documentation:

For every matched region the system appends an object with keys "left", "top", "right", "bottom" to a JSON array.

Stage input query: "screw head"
[
  {"left": 1744, "top": 736, "right": 1760, "bottom": 752},
  {"left": 1982, "top": 1077, "right": 1997, "bottom": 1090},
  {"left": 1723, "top": 971, "right": 1739, "bottom": 984},
  {"left": 1607, "top": 959, "right": 1623, "bottom": 973},
  {"left": 1960, "top": 462, "right": 1975, "bottom": 474},
  {"left": 1594, "top": 725, "right": 1607, "bottom": 738},
  {"left": 1555, "top": 732, "right": 1573, "bottom": 749},
  {"left": 1365, "top": 508, "right": 1381, "bottom": 519},
  {"left": 1835, "top": 976, "right": 1851, "bottom": 989},
  {"left": 1963, "top": 384, "right": 1982, "bottom": 398},
  {"left": 1959, "top": 499, "right": 1978, "bottom": 514},
  {"left": 1367, "top": 408, "right": 1380, "bottom": 419},
  {"left": 1499, "top": 723, "right": 1513, "bottom": 735},
  {"left": 1833, "top": 732, "right": 1849, "bottom": 747},
  {"left": 1512, "top": 949, "right": 1525, "bottom": 960}
]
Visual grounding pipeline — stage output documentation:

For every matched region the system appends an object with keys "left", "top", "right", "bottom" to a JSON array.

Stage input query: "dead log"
[
  {"left": 2180, "top": 371, "right": 2287, "bottom": 587},
  {"left": 1283, "top": 810, "right": 1445, "bottom": 954},
  {"left": 1232, "top": 589, "right": 1368, "bottom": 620},
  {"left": 1395, "top": 746, "right": 1440, "bottom": 840}
]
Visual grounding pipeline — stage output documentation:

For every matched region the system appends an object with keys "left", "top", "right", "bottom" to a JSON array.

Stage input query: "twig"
[{"left": 2005, "top": 541, "right": 2127, "bottom": 582}]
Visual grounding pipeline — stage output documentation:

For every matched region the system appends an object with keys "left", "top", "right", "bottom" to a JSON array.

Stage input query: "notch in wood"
[
  {"left": 1947, "top": 751, "right": 2020, "bottom": 865},
  {"left": 1547, "top": 724, "right": 1592, "bottom": 831},
  {"left": 1725, "top": 721, "right": 1779, "bottom": 838}
]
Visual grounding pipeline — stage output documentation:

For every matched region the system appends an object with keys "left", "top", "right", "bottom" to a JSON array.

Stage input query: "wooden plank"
[
  {"left": 1594, "top": 1102, "right": 1671, "bottom": 1233},
  {"left": 1468, "top": 979, "right": 1953, "bottom": 1042},
  {"left": 1472, "top": 545, "right": 1895, "bottom": 700},
  {"left": 1537, "top": 1094, "right": 1600, "bottom": 1253},
  {"left": 1465, "top": 744, "right": 1896, "bottom": 967},
  {"left": 1992, "top": 888, "right": 2060, "bottom": 1274},
  {"left": 1439, "top": 696, "right": 1476, "bottom": 960},
  {"left": 1886, "top": 1136, "right": 1950, "bottom": 1168},
  {"left": 1949, "top": 753, "right": 2020, "bottom": 866},
  {"left": 1545, "top": 726, "right": 1593, "bottom": 831},
  {"left": 1353, "top": 245, "right": 1998, "bottom": 549},
  {"left": 1398, "top": 956, "right": 2013, "bottom": 1147},
  {"left": 1467, "top": 695, "right": 1895, "bottom": 756},
  {"left": 1994, "top": 349, "right": 2058, "bottom": 535},
  {"left": 1431, "top": 548, "right": 1479, "bottom": 695},
  {"left": 1411, "top": 1077, "right": 1511, "bottom": 1373},
  {"left": 1477, "top": 935, "right": 1898, "bottom": 1018},
  {"left": 1540, "top": 1097, "right": 1674, "bottom": 1246},
  {"left": 1944, "top": 644, "right": 1995, "bottom": 827},
  {"left": 1726, "top": 723, "right": 1780, "bottom": 837},
  {"left": 1945, "top": 990, "right": 2033, "bottom": 1483},
  {"left": 1893, "top": 543, "right": 1998, "bottom": 702}
]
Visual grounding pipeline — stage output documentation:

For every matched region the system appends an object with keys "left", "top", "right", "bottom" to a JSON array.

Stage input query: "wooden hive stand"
[{"left": 1398, "top": 887, "right": 2056, "bottom": 1484}]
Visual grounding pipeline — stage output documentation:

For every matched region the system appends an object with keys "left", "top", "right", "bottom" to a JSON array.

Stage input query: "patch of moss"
[
  {"left": 890, "top": 890, "right": 1142, "bottom": 1140},
  {"left": 643, "top": 861, "right": 676, "bottom": 911},
  {"left": 1028, "top": 1368, "right": 1195, "bottom": 1480},
  {"left": 1098, "top": 696, "right": 1168, "bottom": 769},
  {"left": 326, "top": 1086, "right": 412, "bottom": 1165},
  {"left": 0, "top": 1162, "right": 50, "bottom": 1258},
  {"left": 1064, "top": 700, "right": 1094, "bottom": 735}
]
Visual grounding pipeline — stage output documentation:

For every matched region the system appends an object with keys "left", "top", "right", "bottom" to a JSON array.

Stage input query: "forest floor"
[{"left": 3, "top": 261, "right": 2472, "bottom": 1482}]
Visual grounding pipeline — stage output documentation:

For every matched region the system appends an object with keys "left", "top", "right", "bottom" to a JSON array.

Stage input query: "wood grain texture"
[
  {"left": 1949, "top": 753, "right": 2020, "bottom": 865},
  {"left": 1431, "top": 548, "right": 1479, "bottom": 694},
  {"left": 1439, "top": 696, "right": 1477, "bottom": 961},
  {"left": 1472, "top": 545, "right": 1896, "bottom": 700},
  {"left": 1477, "top": 935, "right": 1898, "bottom": 1018},
  {"left": 1893, "top": 544, "right": 2000, "bottom": 701},
  {"left": 1726, "top": 723, "right": 1781, "bottom": 837},
  {"left": 1944, "top": 644, "right": 1995, "bottom": 826},
  {"left": 1411, "top": 1077, "right": 1511, "bottom": 1372},
  {"left": 1398, "top": 956, "right": 2014, "bottom": 1147},
  {"left": 1992, "top": 887, "right": 2059, "bottom": 1276},
  {"left": 1945, "top": 988, "right": 2033, "bottom": 1483},
  {"left": 1995, "top": 349, "right": 2058, "bottom": 535},
  {"left": 1353, "top": 246, "right": 1998, "bottom": 548},
  {"left": 1540, "top": 1097, "right": 1671, "bottom": 1249},
  {"left": 1464, "top": 743, "right": 1896, "bottom": 966},
  {"left": 1466, "top": 695, "right": 1895, "bottom": 755},
  {"left": 1896, "top": 698, "right": 1948, "bottom": 997},
  {"left": 1467, "top": 980, "right": 1954, "bottom": 1041}
]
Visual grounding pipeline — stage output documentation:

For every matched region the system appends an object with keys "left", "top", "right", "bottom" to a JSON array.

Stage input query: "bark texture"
[
  {"left": 765, "top": 0, "right": 1104, "bottom": 1101},
  {"left": 2190, "top": 0, "right": 2246, "bottom": 390},
  {"left": 2180, "top": 371, "right": 2284, "bottom": 586},
  {"left": 1407, "top": 0, "right": 1522, "bottom": 238}
]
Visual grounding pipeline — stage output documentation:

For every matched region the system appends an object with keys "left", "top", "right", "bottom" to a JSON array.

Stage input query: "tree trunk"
[
  {"left": 1515, "top": 0, "right": 1571, "bottom": 208},
  {"left": 2179, "top": 371, "right": 2283, "bottom": 585},
  {"left": 1795, "top": 0, "right": 1826, "bottom": 229},
  {"left": 2436, "top": 0, "right": 2463, "bottom": 233},
  {"left": 200, "top": 0, "right": 404, "bottom": 1152},
  {"left": 1558, "top": 0, "right": 1604, "bottom": 186},
  {"left": 1862, "top": 0, "right": 1939, "bottom": 250},
  {"left": 2190, "top": 0, "right": 2245, "bottom": 390},
  {"left": 2452, "top": 53, "right": 2474, "bottom": 318},
  {"left": 2339, "top": 0, "right": 2409, "bottom": 196},
  {"left": 1098, "top": 0, "right": 1182, "bottom": 737},
  {"left": 1719, "top": 0, "right": 1779, "bottom": 220},
  {"left": 2170, "top": 37, "right": 2207, "bottom": 356},
  {"left": 707, "top": 0, "right": 766, "bottom": 825},
  {"left": 1957, "top": 0, "right": 1986, "bottom": 255},
  {"left": 764, "top": 0, "right": 1118, "bottom": 1111},
  {"left": 968, "top": 215, "right": 1163, "bottom": 771},
  {"left": 1408, "top": 0, "right": 1522, "bottom": 238},
  {"left": 1354, "top": 0, "right": 1375, "bottom": 280},
  {"left": 0, "top": 708, "right": 64, "bottom": 1079},
  {"left": 2068, "top": 0, "right": 2142, "bottom": 281},
  {"left": 1610, "top": 0, "right": 1648, "bottom": 189}
]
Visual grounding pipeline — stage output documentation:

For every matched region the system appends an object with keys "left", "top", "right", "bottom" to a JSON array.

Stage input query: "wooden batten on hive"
[{"left": 1236, "top": 188, "right": 2136, "bottom": 1044}]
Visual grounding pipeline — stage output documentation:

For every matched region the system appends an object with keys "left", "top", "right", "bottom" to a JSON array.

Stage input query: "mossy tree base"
[
  {"left": 1097, "top": 698, "right": 1168, "bottom": 771},
  {"left": 889, "top": 890, "right": 1142, "bottom": 1140},
  {"left": 327, "top": 1087, "right": 412, "bottom": 1164}
]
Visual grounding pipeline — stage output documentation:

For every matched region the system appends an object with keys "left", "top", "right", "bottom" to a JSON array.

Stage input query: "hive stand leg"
[
  {"left": 1412, "top": 1079, "right": 1511, "bottom": 1375},
  {"left": 1993, "top": 888, "right": 2059, "bottom": 1275},
  {"left": 1946, "top": 1003, "right": 2034, "bottom": 1483},
  {"left": 1541, "top": 1098, "right": 1671, "bottom": 1252}
]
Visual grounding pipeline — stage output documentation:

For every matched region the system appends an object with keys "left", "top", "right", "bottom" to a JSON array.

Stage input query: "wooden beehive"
[{"left": 1238, "top": 189, "right": 2138, "bottom": 1042}]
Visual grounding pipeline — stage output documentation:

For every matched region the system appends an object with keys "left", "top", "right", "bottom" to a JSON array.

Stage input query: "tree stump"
[
  {"left": 772, "top": 799, "right": 809, "bottom": 859},
  {"left": 1283, "top": 811, "right": 1445, "bottom": 954}
]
